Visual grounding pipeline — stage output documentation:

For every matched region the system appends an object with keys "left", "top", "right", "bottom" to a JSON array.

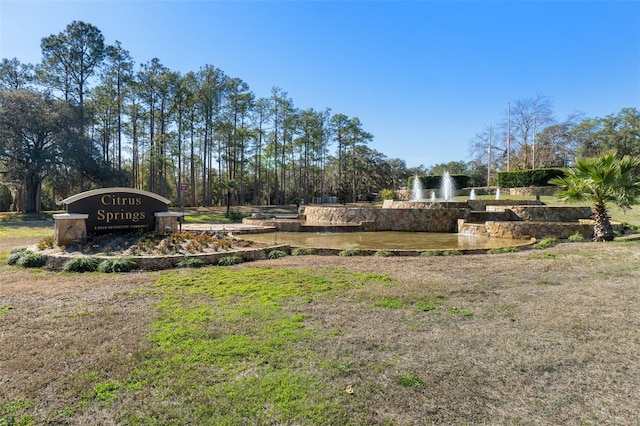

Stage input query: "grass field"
[
  {"left": 2, "top": 197, "right": 640, "bottom": 424},
  {"left": 1, "top": 211, "right": 640, "bottom": 424}
]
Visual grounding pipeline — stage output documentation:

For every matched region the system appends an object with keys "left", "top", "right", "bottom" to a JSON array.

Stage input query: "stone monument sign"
[{"left": 53, "top": 187, "right": 181, "bottom": 246}]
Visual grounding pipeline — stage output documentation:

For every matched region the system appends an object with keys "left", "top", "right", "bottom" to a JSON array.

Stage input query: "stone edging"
[{"left": 38, "top": 238, "right": 537, "bottom": 272}]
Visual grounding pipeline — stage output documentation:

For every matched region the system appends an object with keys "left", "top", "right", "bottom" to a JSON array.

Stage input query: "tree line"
[{"left": 1, "top": 21, "right": 638, "bottom": 213}]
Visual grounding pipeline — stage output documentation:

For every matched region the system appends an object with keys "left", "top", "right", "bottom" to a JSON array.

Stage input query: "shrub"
[
  {"left": 16, "top": 252, "right": 48, "bottom": 268},
  {"left": 97, "top": 257, "right": 138, "bottom": 273},
  {"left": 62, "top": 256, "right": 99, "bottom": 273},
  {"left": 420, "top": 250, "right": 442, "bottom": 257},
  {"left": 338, "top": 249, "right": 361, "bottom": 257},
  {"left": 9, "top": 246, "right": 29, "bottom": 254},
  {"left": 7, "top": 251, "right": 25, "bottom": 265},
  {"left": 420, "top": 249, "right": 462, "bottom": 256},
  {"left": 380, "top": 189, "right": 395, "bottom": 200},
  {"left": 292, "top": 247, "right": 317, "bottom": 256},
  {"left": 267, "top": 250, "right": 287, "bottom": 259},
  {"left": 497, "top": 168, "right": 566, "bottom": 188},
  {"left": 37, "top": 235, "right": 55, "bottom": 250},
  {"left": 227, "top": 209, "right": 247, "bottom": 222},
  {"left": 532, "top": 237, "right": 560, "bottom": 249},
  {"left": 217, "top": 255, "right": 243, "bottom": 266},
  {"left": 568, "top": 232, "right": 586, "bottom": 242},
  {"left": 7, "top": 247, "right": 30, "bottom": 265},
  {"left": 487, "top": 247, "right": 520, "bottom": 254},
  {"left": 374, "top": 249, "right": 395, "bottom": 257},
  {"left": 176, "top": 257, "right": 205, "bottom": 268}
]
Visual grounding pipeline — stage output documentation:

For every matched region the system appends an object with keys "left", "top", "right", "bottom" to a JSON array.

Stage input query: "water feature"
[
  {"left": 440, "top": 171, "right": 455, "bottom": 201},
  {"left": 469, "top": 188, "right": 476, "bottom": 200},
  {"left": 495, "top": 188, "right": 501, "bottom": 200},
  {"left": 411, "top": 175, "right": 424, "bottom": 201},
  {"left": 246, "top": 231, "right": 523, "bottom": 251},
  {"left": 430, "top": 191, "right": 436, "bottom": 202}
]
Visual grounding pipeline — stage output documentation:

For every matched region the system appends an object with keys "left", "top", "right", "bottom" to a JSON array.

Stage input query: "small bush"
[
  {"left": 374, "top": 249, "right": 395, "bottom": 257},
  {"left": 380, "top": 189, "right": 395, "bottom": 200},
  {"left": 7, "top": 247, "right": 30, "bottom": 265},
  {"left": 568, "top": 232, "right": 586, "bottom": 242},
  {"left": 16, "top": 251, "right": 48, "bottom": 268},
  {"left": 338, "top": 249, "right": 361, "bottom": 257},
  {"left": 10, "top": 249, "right": 47, "bottom": 268},
  {"left": 292, "top": 247, "right": 317, "bottom": 256},
  {"left": 9, "top": 246, "right": 30, "bottom": 254},
  {"left": 487, "top": 246, "right": 520, "bottom": 254},
  {"left": 37, "top": 235, "right": 55, "bottom": 250},
  {"left": 420, "top": 249, "right": 462, "bottom": 256},
  {"left": 227, "top": 209, "right": 247, "bottom": 222},
  {"left": 532, "top": 237, "right": 560, "bottom": 249},
  {"left": 267, "top": 250, "right": 287, "bottom": 259},
  {"left": 176, "top": 257, "right": 205, "bottom": 268},
  {"left": 7, "top": 251, "right": 24, "bottom": 265},
  {"left": 217, "top": 255, "right": 243, "bottom": 266},
  {"left": 97, "top": 257, "right": 138, "bottom": 273},
  {"left": 62, "top": 256, "right": 99, "bottom": 273}
]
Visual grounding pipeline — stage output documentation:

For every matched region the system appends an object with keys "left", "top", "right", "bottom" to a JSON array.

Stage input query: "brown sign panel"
[{"left": 63, "top": 188, "right": 171, "bottom": 234}]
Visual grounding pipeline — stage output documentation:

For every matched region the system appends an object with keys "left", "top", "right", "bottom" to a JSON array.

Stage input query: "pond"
[{"left": 244, "top": 231, "right": 525, "bottom": 251}]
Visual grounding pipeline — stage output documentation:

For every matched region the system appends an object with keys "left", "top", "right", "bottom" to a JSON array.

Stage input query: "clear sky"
[{"left": 1, "top": 0, "right": 639, "bottom": 168}]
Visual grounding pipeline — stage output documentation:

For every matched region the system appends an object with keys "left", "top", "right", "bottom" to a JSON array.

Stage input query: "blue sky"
[{"left": 1, "top": 0, "right": 639, "bottom": 168}]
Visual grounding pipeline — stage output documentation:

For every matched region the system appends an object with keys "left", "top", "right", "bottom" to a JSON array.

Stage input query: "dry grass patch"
[{"left": 1, "top": 229, "right": 640, "bottom": 424}]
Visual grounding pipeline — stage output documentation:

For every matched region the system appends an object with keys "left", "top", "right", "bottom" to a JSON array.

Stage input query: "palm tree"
[{"left": 550, "top": 151, "right": 640, "bottom": 241}]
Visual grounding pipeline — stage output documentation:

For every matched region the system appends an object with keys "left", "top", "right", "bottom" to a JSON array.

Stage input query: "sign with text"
[{"left": 63, "top": 188, "right": 171, "bottom": 234}]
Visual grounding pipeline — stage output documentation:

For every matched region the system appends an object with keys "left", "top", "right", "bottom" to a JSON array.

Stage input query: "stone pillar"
[
  {"left": 53, "top": 213, "right": 88, "bottom": 246},
  {"left": 154, "top": 212, "right": 184, "bottom": 233}
]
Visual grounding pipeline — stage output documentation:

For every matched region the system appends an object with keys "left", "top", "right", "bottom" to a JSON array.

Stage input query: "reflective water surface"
[{"left": 245, "top": 231, "right": 523, "bottom": 251}]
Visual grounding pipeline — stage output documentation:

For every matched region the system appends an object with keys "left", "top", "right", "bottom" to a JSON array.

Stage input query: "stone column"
[
  {"left": 53, "top": 213, "right": 88, "bottom": 246},
  {"left": 154, "top": 212, "right": 184, "bottom": 233}
]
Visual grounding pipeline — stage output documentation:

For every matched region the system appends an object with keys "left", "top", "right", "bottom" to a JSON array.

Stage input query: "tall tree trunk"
[{"left": 24, "top": 174, "right": 41, "bottom": 213}]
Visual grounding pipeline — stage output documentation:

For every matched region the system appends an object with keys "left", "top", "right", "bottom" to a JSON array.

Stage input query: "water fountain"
[
  {"left": 430, "top": 191, "right": 436, "bottom": 202},
  {"left": 495, "top": 188, "right": 501, "bottom": 200},
  {"left": 440, "top": 171, "right": 455, "bottom": 201},
  {"left": 411, "top": 175, "right": 424, "bottom": 201},
  {"left": 469, "top": 188, "right": 476, "bottom": 200}
]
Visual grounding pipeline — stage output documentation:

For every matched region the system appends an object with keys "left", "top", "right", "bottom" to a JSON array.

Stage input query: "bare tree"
[{"left": 506, "top": 95, "right": 555, "bottom": 169}]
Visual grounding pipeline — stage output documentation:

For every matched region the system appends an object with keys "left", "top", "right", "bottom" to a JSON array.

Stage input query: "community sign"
[{"left": 62, "top": 187, "right": 171, "bottom": 234}]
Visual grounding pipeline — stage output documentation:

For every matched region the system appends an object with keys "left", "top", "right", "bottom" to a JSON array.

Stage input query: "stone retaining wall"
[
  {"left": 44, "top": 245, "right": 290, "bottom": 271},
  {"left": 508, "top": 186, "right": 558, "bottom": 196},
  {"left": 484, "top": 221, "right": 594, "bottom": 240},
  {"left": 304, "top": 205, "right": 467, "bottom": 232},
  {"left": 503, "top": 206, "right": 593, "bottom": 222}
]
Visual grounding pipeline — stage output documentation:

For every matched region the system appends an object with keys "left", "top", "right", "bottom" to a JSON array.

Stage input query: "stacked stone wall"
[
  {"left": 508, "top": 186, "right": 558, "bottom": 196},
  {"left": 506, "top": 206, "right": 593, "bottom": 222},
  {"left": 485, "top": 221, "right": 594, "bottom": 240},
  {"left": 304, "top": 205, "right": 467, "bottom": 232}
]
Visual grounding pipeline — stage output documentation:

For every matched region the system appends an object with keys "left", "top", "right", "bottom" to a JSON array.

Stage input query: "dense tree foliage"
[
  {"left": 0, "top": 21, "right": 637, "bottom": 212},
  {"left": 0, "top": 22, "right": 413, "bottom": 211}
]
